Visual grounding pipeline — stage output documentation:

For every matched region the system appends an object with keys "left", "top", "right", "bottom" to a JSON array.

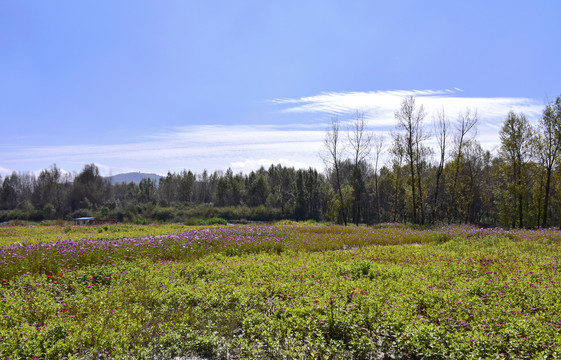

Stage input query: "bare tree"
[
  {"left": 394, "top": 96, "right": 428, "bottom": 224},
  {"left": 390, "top": 132, "right": 404, "bottom": 222},
  {"left": 348, "top": 111, "right": 373, "bottom": 225},
  {"left": 372, "top": 134, "right": 385, "bottom": 223},
  {"left": 432, "top": 108, "right": 449, "bottom": 223},
  {"left": 449, "top": 109, "right": 479, "bottom": 223},
  {"left": 323, "top": 117, "right": 347, "bottom": 225}
]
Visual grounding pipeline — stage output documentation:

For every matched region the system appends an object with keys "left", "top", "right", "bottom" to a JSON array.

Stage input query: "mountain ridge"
[{"left": 106, "top": 172, "right": 162, "bottom": 185}]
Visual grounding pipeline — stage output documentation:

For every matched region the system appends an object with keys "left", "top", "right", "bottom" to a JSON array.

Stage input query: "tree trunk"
[
  {"left": 375, "top": 172, "right": 381, "bottom": 223},
  {"left": 335, "top": 162, "right": 347, "bottom": 226},
  {"left": 517, "top": 165, "right": 523, "bottom": 228},
  {"left": 432, "top": 167, "right": 443, "bottom": 224},
  {"left": 409, "top": 159, "right": 417, "bottom": 224},
  {"left": 543, "top": 167, "right": 552, "bottom": 227}
]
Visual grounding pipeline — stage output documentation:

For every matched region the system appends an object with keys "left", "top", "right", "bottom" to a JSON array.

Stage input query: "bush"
[
  {"left": 8, "top": 209, "right": 33, "bottom": 221},
  {"left": 276, "top": 219, "right": 298, "bottom": 225},
  {"left": 9, "top": 219, "right": 27, "bottom": 226},
  {"left": 134, "top": 217, "right": 148, "bottom": 225},
  {"left": 0, "top": 210, "right": 8, "bottom": 223},
  {"left": 152, "top": 206, "right": 177, "bottom": 222},
  {"left": 205, "top": 217, "right": 228, "bottom": 225},
  {"left": 43, "top": 203, "right": 56, "bottom": 220},
  {"left": 249, "top": 205, "right": 280, "bottom": 221}
]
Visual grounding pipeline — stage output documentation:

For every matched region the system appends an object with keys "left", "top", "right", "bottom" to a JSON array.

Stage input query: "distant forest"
[{"left": 2, "top": 95, "right": 561, "bottom": 228}]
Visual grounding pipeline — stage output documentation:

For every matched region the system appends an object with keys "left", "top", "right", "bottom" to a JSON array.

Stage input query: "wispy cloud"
[
  {"left": 273, "top": 89, "right": 456, "bottom": 115},
  {"left": 272, "top": 89, "right": 543, "bottom": 153},
  {"left": 272, "top": 89, "right": 543, "bottom": 128},
  {"left": 0, "top": 125, "right": 326, "bottom": 176}
]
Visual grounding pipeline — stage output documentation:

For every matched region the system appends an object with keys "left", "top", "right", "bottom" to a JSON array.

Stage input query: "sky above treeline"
[{"left": 1, "top": 1, "right": 559, "bottom": 177}]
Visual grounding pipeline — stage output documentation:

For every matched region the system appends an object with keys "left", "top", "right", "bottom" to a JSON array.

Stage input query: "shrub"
[
  {"left": 152, "top": 206, "right": 177, "bottom": 222},
  {"left": 134, "top": 217, "right": 148, "bottom": 225},
  {"left": 276, "top": 219, "right": 298, "bottom": 225},
  {"left": 205, "top": 217, "right": 228, "bottom": 225},
  {"left": 43, "top": 203, "right": 56, "bottom": 220}
]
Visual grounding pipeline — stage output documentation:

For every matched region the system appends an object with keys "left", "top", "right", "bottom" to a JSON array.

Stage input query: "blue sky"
[{"left": 1, "top": 1, "right": 559, "bottom": 176}]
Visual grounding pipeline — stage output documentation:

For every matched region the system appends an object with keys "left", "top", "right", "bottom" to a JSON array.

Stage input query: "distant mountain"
[{"left": 106, "top": 172, "right": 162, "bottom": 185}]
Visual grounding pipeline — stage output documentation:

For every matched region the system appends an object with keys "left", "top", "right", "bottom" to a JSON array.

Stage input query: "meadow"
[
  {"left": 0, "top": 223, "right": 199, "bottom": 246},
  {"left": 1, "top": 223, "right": 560, "bottom": 359}
]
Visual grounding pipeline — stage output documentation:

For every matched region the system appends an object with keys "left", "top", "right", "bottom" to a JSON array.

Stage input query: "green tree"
[
  {"left": 71, "top": 164, "right": 108, "bottom": 210},
  {"left": 537, "top": 96, "right": 561, "bottom": 227},
  {"left": 178, "top": 170, "right": 196, "bottom": 203},
  {"left": 216, "top": 176, "right": 231, "bottom": 206},
  {"left": 294, "top": 171, "right": 307, "bottom": 220},
  {"left": 158, "top": 172, "right": 179, "bottom": 205},
  {"left": 1, "top": 172, "right": 22, "bottom": 210},
  {"left": 138, "top": 178, "right": 157, "bottom": 204},
  {"left": 499, "top": 112, "right": 533, "bottom": 227},
  {"left": 248, "top": 172, "right": 270, "bottom": 206}
]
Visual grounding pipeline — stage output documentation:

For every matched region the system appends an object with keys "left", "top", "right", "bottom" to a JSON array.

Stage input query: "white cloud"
[
  {"left": 0, "top": 125, "right": 326, "bottom": 176},
  {"left": 230, "top": 158, "right": 312, "bottom": 171},
  {"left": 272, "top": 89, "right": 543, "bottom": 129},
  {"left": 0, "top": 165, "right": 12, "bottom": 177},
  {"left": 272, "top": 89, "right": 544, "bottom": 154},
  {"left": 150, "top": 125, "right": 325, "bottom": 146}
]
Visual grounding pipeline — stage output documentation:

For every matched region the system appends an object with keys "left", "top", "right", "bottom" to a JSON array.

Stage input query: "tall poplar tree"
[
  {"left": 538, "top": 96, "right": 561, "bottom": 227},
  {"left": 499, "top": 112, "right": 533, "bottom": 227},
  {"left": 394, "top": 96, "right": 428, "bottom": 224}
]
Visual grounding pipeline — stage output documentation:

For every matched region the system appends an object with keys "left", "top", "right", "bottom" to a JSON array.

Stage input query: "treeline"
[
  {"left": 1, "top": 95, "right": 560, "bottom": 228},
  {"left": 0, "top": 164, "right": 331, "bottom": 224}
]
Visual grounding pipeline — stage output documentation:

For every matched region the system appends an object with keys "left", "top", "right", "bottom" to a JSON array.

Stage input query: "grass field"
[{"left": 1, "top": 223, "right": 560, "bottom": 359}]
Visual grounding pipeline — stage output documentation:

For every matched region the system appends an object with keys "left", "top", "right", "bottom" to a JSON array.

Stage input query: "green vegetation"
[
  {"left": 1, "top": 224, "right": 561, "bottom": 359},
  {"left": 0, "top": 223, "right": 194, "bottom": 246}
]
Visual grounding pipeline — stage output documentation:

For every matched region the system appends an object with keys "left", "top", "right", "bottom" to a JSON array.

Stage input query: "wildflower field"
[{"left": 1, "top": 224, "right": 560, "bottom": 359}]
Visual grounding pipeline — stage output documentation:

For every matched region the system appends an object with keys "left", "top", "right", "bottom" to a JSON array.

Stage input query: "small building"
[{"left": 74, "top": 217, "right": 96, "bottom": 226}]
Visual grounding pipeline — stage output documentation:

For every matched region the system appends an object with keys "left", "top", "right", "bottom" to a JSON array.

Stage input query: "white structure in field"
[{"left": 74, "top": 217, "right": 95, "bottom": 225}]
